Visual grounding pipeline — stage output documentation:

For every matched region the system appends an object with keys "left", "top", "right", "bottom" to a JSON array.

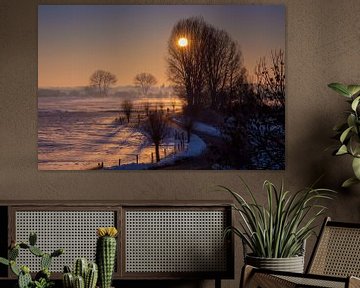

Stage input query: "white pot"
[{"left": 245, "top": 254, "right": 305, "bottom": 273}]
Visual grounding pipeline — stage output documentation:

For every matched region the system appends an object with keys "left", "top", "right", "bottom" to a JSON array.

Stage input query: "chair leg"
[
  {"left": 215, "top": 278, "right": 221, "bottom": 288},
  {"left": 240, "top": 265, "right": 255, "bottom": 288}
]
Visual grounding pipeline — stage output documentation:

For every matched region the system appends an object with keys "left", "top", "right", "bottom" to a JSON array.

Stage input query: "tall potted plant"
[
  {"left": 222, "top": 179, "right": 334, "bottom": 273},
  {"left": 328, "top": 83, "right": 360, "bottom": 187}
]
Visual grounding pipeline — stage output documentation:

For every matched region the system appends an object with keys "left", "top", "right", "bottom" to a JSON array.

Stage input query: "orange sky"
[{"left": 38, "top": 5, "right": 285, "bottom": 88}]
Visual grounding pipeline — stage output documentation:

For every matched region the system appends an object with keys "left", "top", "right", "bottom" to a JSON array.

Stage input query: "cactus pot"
[{"left": 245, "top": 254, "right": 304, "bottom": 273}]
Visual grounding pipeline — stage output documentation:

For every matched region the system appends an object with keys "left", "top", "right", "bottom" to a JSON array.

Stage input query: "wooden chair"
[{"left": 241, "top": 217, "right": 360, "bottom": 288}]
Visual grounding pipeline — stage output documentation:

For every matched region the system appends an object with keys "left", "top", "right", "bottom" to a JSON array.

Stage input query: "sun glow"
[{"left": 178, "top": 37, "right": 188, "bottom": 47}]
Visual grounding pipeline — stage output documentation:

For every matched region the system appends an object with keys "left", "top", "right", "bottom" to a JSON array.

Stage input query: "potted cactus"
[
  {"left": 62, "top": 258, "right": 98, "bottom": 288},
  {"left": 96, "top": 227, "right": 118, "bottom": 288},
  {"left": 0, "top": 232, "right": 63, "bottom": 288}
]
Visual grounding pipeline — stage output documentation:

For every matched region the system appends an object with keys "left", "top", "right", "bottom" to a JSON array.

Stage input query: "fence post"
[
  {"left": 136, "top": 155, "right": 139, "bottom": 164},
  {"left": 151, "top": 153, "right": 154, "bottom": 163},
  {"left": 118, "top": 159, "right": 121, "bottom": 166}
]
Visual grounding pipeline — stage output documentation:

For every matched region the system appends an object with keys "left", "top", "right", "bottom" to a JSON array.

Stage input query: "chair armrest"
[
  {"left": 349, "top": 276, "right": 360, "bottom": 288},
  {"left": 240, "top": 265, "right": 295, "bottom": 288},
  {"left": 240, "top": 265, "right": 349, "bottom": 288}
]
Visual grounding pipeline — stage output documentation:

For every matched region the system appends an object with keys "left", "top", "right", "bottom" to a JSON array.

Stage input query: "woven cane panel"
[
  {"left": 15, "top": 211, "right": 115, "bottom": 272},
  {"left": 310, "top": 226, "right": 360, "bottom": 277},
  {"left": 276, "top": 275, "right": 345, "bottom": 288},
  {"left": 125, "top": 210, "right": 227, "bottom": 273}
]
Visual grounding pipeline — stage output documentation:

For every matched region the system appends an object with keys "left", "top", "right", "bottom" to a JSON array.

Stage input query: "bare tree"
[
  {"left": 167, "top": 17, "right": 208, "bottom": 108},
  {"left": 121, "top": 100, "right": 133, "bottom": 123},
  {"left": 134, "top": 73, "right": 158, "bottom": 95},
  {"left": 167, "top": 17, "right": 247, "bottom": 112},
  {"left": 143, "top": 101, "right": 150, "bottom": 116},
  {"left": 254, "top": 49, "right": 285, "bottom": 108},
  {"left": 89, "top": 70, "right": 117, "bottom": 96},
  {"left": 170, "top": 98, "right": 177, "bottom": 112},
  {"left": 182, "top": 105, "right": 197, "bottom": 143},
  {"left": 203, "top": 27, "right": 246, "bottom": 111},
  {"left": 142, "top": 111, "right": 169, "bottom": 162}
]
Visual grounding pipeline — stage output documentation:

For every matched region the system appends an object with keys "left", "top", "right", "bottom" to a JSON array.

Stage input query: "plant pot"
[{"left": 245, "top": 254, "right": 304, "bottom": 273}]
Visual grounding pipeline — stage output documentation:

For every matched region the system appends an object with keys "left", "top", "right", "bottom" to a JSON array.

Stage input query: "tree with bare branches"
[
  {"left": 167, "top": 17, "right": 208, "bottom": 108},
  {"left": 143, "top": 101, "right": 150, "bottom": 116},
  {"left": 167, "top": 17, "right": 247, "bottom": 111},
  {"left": 203, "top": 27, "right": 246, "bottom": 111},
  {"left": 121, "top": 100, "right": 133, "bottom": 123},
  {"left": 142, "top": 111, "right": 169, "bottom": 162},
  {"left": 254, "top": 49, "right": 285, "bottom": 108},
  {"left": 89, "top": 70, "right": 117, "bottom": 96},
  {"left": 134, "top": 73, "right": 158, "bottom": 95}
]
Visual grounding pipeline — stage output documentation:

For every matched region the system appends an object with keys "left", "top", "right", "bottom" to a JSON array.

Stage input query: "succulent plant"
[
  {"left": 74, "top": 275, "right": 85, "bottom": 288},
  {"left": 96, "top": 227, "right": 118, "bottom": 288},
  {"left": 0, "top": 232, "right": 63, "bottom": 288},
  {"left": 63, "top": 260, "right": 98, "bottom": 288}
]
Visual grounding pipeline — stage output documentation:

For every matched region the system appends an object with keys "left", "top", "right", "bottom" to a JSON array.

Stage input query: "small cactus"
[
  {"left": 10, "top": 260, "right": 20, "bottom": 276},
  {"left": 63, "top": 272, "right": 74, "bottom": 288},
  {"left": 0, "top": 257, "right": 9, "bottom": 266},
  {"left": 9, "top": 246, "right": 19, "bottom": 260},
  {"left": 41, "top": 253, "right": 52, "bottom": 270},
  {"left": 74, "top": 275, "right": 85, "bottom": 288},
  {"left": 96, "top": 227, "right": 118, "bottom": 288},
  {"left": 74, "top": 258, "right": 88, "bottom": 279},
  {"left": 63, "top": 259, "right": 98, "bottom": 288},
  {"left": 29, "top": 232, "right": 37, "bottom": 246},
  {"left": 0, "top": 232, "right": 63, "bottom": 288},
  {"left": 29, "top": 245, "right": 44, "bottom": 257},
  {"left": 51, "top": 248, "right": 64, "bottom": 258},
  {"left": 18, "top": 269, "right": 32, "bottom": 288},
  {"left": 85, "top": 263, "right": 98, "bottom": 288}
]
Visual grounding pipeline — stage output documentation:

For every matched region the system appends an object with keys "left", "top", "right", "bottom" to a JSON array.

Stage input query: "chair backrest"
[{"left": 307, "top": 217, "right": 360, "bottom": 277}]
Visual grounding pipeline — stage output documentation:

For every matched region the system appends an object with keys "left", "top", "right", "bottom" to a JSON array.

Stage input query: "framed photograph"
[{"left": 38, "top": 5, "right": 285, "bottom": 170}]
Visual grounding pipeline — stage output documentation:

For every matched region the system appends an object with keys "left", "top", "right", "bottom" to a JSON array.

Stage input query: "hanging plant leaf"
[
  {"left": 352, "top": 157, "right": 360, "bottom": 179},
  {"left": 342, "top": 177, "right": 360, "bottom": 188},
  {"left": 340, "top": 126, "right": 353, "bottom": 143},
  {"left": 351, "top": 96, "right": 360, "bottom": 111},
  {"left": 328, "top": 83, "right": 351, "bottom": 97},
  {"left": 336, "top": 145, "right": 348, "bottom": 155},
  {"left": 347, "top": 85, "right": 360, "bottom": 97}
]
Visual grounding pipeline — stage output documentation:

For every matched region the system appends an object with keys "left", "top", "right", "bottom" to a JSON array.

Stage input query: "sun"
[{"left": 178, "top": 37, "right": 188, "bottom": 47}]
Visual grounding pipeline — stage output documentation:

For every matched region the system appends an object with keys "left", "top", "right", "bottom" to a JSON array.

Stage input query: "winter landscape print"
[{"left": 38, "top": 5, "right": 285, "bottom": 170}]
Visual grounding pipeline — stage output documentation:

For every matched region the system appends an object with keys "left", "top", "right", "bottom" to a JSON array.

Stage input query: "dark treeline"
[{"left": 167, "top": 16, "right": 285, "bottom": 169}]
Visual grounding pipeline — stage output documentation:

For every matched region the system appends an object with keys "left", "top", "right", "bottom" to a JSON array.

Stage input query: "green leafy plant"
[
  {"left": 328, "top": 83, "right": 360, "bottom": 187},
  {"left": 222, "top": 179, "right": 334, "bottom": 258},
  {"left": 0, "top": 232, "right": 63, "bottom": 288}
]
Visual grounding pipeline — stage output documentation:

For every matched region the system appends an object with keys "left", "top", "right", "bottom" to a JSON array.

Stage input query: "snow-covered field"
[{"left": 38, "top": 95, "right": 183, "bottom": 170}]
